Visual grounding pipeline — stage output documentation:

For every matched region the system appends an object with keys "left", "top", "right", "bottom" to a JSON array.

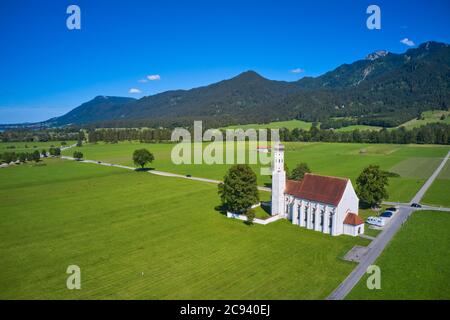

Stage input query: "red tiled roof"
[
  {"left": 343, "top": 213, "right": 365, "bottom": 226},
  {"left": 285, "top": 173, "right": 348, "bottom": 206}
]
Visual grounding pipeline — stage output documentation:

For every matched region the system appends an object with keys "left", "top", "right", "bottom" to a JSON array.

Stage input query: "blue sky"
[{"left": 0, "top": 0, "right": 449, "bottom": 123}]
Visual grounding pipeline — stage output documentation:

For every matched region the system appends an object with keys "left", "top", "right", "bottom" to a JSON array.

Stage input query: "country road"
[{"left": 327, "top": 150, "right": 450, "bottom": 300}]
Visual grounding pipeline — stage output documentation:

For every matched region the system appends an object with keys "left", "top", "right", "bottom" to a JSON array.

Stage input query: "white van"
[{"left": 366, "top": 216, "right": 386, "bottom": 227}]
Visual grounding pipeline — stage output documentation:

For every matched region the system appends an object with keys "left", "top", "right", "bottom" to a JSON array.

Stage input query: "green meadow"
[
  {"left": 347, "top": 211, "right": 450, "bottom": 300},
  {"left": 398, "top": 110, "right": 450, "bottom": 130},
  {"left": 64, "top": 142, "right": 450, "bottom": 204},
  {"left": 0, "top": 159, "right": 368, "bottom": 299},
  {"left": 422, "top": 161, "right": 450, "bottom": 207},
  {"left": 221, "top": 120, "right": 312, "bottom": 131},
  {"left": 220, "top": 111, "right": 450, "bottom": 132}
]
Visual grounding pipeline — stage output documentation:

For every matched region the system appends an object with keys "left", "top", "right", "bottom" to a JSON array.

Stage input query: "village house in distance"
[{"left": 271, "top": 144, "right": 364, "bottom": 236}]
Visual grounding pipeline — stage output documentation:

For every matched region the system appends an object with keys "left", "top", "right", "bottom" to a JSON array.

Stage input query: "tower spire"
[{"left": 271, "top": 144, "right": 286, "bottom": 216}]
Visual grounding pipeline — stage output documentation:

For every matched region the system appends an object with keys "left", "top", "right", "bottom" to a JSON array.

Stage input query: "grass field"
[
  {"left": 63, "top": 142, "right": 450, "bottom": 204},
  {"left": 334, "top": 125, "right": 382, "bottom": 132},
  {"left": 0, "top": 159, "right": 369, "bottom": 299},
  {"left": 398, "top": 110, "right": 450, "bottom": 130},
  {"left": 422, "top": 160, "right": 450, "bottom": 207},
  {"left": 347, "top": 211, "right": 450, "bottom": 300},
  {"left": 221, "top": 120, "right": 312, "bottom": 131},
  {"left": 220, "top": 111, "right": 450, "bottom": 132}
]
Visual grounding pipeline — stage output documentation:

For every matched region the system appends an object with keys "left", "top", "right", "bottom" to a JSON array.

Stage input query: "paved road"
[{"left": 327, "top": 150, "right": 450, "bottom": 300}]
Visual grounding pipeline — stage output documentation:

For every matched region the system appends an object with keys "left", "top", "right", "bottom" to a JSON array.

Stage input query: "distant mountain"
[
  {"left": 13, "top": 40, "right": 449, "bottom": 129},
  {"left": 44, "top": 96, "right": 136, "bottom": 126}
]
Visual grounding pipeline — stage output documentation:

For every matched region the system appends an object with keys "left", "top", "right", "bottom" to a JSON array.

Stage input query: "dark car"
[
  {"left": 386, "top": 207, "right": 398, "bottom": 212},
  {"left": 380, "top": 211, "right": 393, "bottom": 218},
  {"left": 411, "top": 203, "right": 422, "bottom": 208},
  {"left": 186, "top": 174, "right": 192, "bottom": 178}
]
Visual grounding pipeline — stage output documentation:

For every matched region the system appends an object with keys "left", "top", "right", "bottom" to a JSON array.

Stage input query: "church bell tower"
[{"left": 271, "top": 144, "right": 286, "bottom": 216}]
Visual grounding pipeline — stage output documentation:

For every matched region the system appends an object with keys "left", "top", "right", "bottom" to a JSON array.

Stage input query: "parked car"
[
  {"left": 411, "top": 203, "right": 422, "bottom": 208},
  {"left": 186, "top": 174, "right": 192, "bottom": 178},
  {"left": 386, "top": 207, "right": 398, "bottom": 212},
  {"left": 380, "top": 211, "right": 393, "bottom": 218},
  {"left": 367, "top": 216, "right": 386, "bottom": 227}
]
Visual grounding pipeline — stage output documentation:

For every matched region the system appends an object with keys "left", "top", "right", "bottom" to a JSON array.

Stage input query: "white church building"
[{"left": 271, "top": 144, "right": 364, "bottom": 237}]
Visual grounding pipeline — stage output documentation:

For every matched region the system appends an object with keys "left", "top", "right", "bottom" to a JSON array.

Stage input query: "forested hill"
[{"left": 38, "top": 41, "right": 450, "bottom": 129}]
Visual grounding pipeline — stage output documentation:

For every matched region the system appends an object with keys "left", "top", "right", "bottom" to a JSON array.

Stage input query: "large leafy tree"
[
  {"left": 356, "top": 165, "right": 389, "bottom": 208},
  {"left": 218, "top": 164, "right": 259, "bottom": 213},
  {"left": 289, "top": 163, "right": 311, "bottom": 181},
  {"left": 133, "top": 149, "right": 154, "bottom": 169}
]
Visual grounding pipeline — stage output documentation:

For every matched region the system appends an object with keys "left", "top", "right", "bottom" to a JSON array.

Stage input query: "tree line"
[
  {"left": 87, "top": 128, "right": 173, "bottom": 143},
  {"left": 2, "top": 122, "right": 449, "bottom": 145},
  {"left": 87, "top": 123, "right": 449, "bottom": 145},
  {"left": 278, "top": 123, "right": 449, "bottom": 145},
  {"left": 0, "top": 128, "right": 85, "bottom": 143},
  {"left": 0, "top": 147, "right": 62, "bottom": 164}
]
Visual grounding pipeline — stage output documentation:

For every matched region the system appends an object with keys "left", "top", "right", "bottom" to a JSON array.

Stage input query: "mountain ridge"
[{"left": 4, "top": 40, "right": 449, "bottom": 129}]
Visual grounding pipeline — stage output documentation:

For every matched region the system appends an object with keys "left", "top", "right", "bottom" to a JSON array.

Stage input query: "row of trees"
[
  {"left": 2, "top": 121, "right": 448, "bottom": 146},
  {"left": 88, "top": 123, "right": 450, "bottom": 145},
  {"left": 0, "top": 147, "right": 62, "bottom": 164},
  {"left": 87, "top": 128, "right": 173, "bottom": 144},
  {"left": 278, "top": 123, "right": 450, "bottom": 145},
  {"left": 0, "top": 129, "right": 84, "bottom": 143},
  {"left": 1, "top": 150, "right": 42, "bottom": 164}
]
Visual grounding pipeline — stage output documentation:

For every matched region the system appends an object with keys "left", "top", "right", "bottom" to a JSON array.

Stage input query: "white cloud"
[
  {"left": 129, "top": 88, "right": 141, "bottom": 94},
  {"left": 290, "top": 68, "right": 305, "bottom": 74},
  {"left": 147, "top": 74, "right": 161, "bottom": 81},
  {"left": 400, "top": 38, "right": 415, "bottom": 46},
  {"left": 138, "top": 79, "right": 148, "bottom": 83}
]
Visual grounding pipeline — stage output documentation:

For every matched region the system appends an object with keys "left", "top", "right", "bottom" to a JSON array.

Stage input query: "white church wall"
[
  {"left": 343, "top": 224, "right": 364, "bottom": 237},
  {"left": 336, "top": 180, "right": 359, "bottom": 235}
]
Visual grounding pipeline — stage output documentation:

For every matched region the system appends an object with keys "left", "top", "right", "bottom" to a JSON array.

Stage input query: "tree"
[
  {"left": 18, "top": 153, "right": 27, "bottom": 163},
  {"left": 41, "top": 149, "right": 47, "bottom": 157},
  {"left": 133, "top": 149, "right": 154, "bottom": 168},
  {"left": 245, "top": 209, "right": 256, "bottom": 225},
  {"left": 290, "top": 163, "right": 311, "bottom": 181},
  {"left": 32, "top": 150, "right": 41, "bottom": 162},
  {"left": 73, "top": 151, "right": 83, "bottom": 160},
  {"left": 4, "top": 152, "right": 17, "bottom": 163},
  {"left": 356, "top": 165, "right": 389, "bottom": 208},
  {"left": 218, "top": 164, "right": 259, "bottom": 213},
  {"left": 76, "top": 139, "right": 83, "bottom": 147},
  {"left": 61, "top": 141, "right": 67, "bottom": 146},
  {"left": 49, "top": 147, "right": 61, "bottom": 157}
]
